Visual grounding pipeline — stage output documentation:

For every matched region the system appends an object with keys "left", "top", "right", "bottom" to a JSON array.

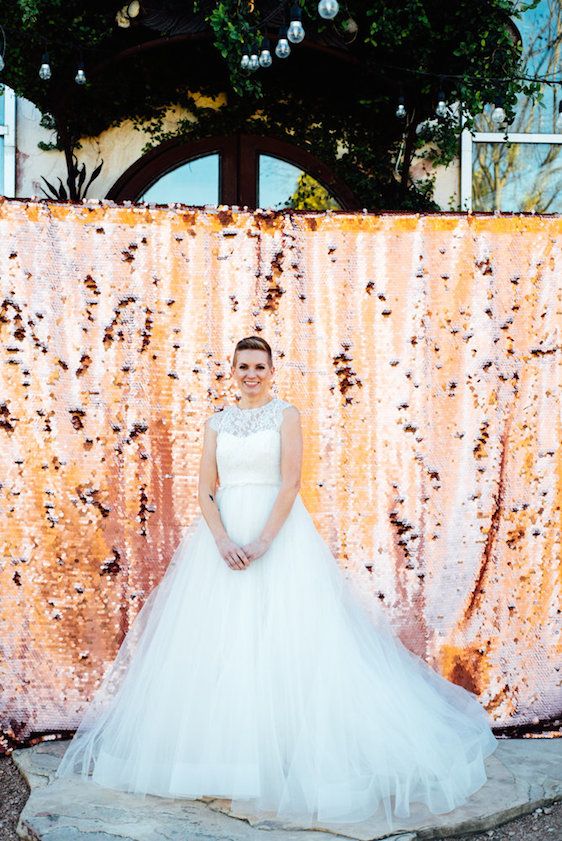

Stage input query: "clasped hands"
[{"left": 215, "top": 535, "right": 272, "bottom": 570}]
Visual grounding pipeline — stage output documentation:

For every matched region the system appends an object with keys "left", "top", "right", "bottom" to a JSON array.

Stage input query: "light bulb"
[
  {"left": 115, "top": 9, "right": 130, "bottom": 27},
  {"left": 259, "top": 49, "right": 272, "bottom": 67},
  {"left": 288, "top": 20, "right": 305, "bottom": 43},
  {"left": 396, "top": 97, "right": 406, "bottom": 119},
  {"left": 435, "top": 90, "right": 448, "bottom": 118},
  {"left": 259, "top": 37, "right": 272, "bottom": 67},
  {"left": 249, "top": 53, "right": 259, "bottom": 71},
  {"left": 275, "top": 27, "right": 291, "bottom": 58},
  {"left": 318, "top": 0, "right": 339, "bottom": 19},
  {"left": 556, "top": 102, "right": 562, "bottom": 132},
  {"left": 127, "top": 0, "right": 140, "bottom": 17},
  {"left": 75, "top": 66, "right": 87, "bottom": 85},
  {"left": 491, "top": 105, "right": 506, "bottom": 125},
  {"left": 0, "top": 55, "right": 4, "bottom": 73},
  {"left": 39, "top": 52, "right": 51, "bottom": 80},
  {"left": 240, "top": 53, "right": 250, "bottom": 70},
  {"left": 288, "top": 5, "right": 305, "bottom": 43}
]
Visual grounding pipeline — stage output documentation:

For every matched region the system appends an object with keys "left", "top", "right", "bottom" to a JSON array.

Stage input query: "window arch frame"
[{"left": 107, "top": 133, "right": 359, "bottom": 210}]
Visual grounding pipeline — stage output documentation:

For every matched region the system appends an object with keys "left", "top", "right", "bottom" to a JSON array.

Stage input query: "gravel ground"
[
  {"left": 441, "top": 801, "right": 562, "bottom": 840},
  {"left": 0, "top": 754, "right": 560, "bottom": 841},
  {"left": 0, "top": 755, "right": 30, "bottom": 841}
]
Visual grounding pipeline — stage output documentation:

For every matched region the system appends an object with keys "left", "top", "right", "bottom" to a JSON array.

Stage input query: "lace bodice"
[{"left": 209, "top": 397, "right": 293, "bottom": 489}]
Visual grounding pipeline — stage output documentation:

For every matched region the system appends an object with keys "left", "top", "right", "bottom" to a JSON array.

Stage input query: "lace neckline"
[{"left": 234, "top": 397, "right": 276, "bottom": 412}]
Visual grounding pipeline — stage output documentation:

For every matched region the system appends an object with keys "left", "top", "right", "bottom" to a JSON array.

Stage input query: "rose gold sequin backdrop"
[{"left": 0, "top": 200, "right": 560, "bottom": 744}]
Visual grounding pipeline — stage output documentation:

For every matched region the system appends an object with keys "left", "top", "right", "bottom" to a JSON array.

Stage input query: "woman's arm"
[
  {"left": 243, "top": 406, "right": 303, "bottom": 562},
  {"left": 197, "top": 417, "right": 250, "bottom": 570}
]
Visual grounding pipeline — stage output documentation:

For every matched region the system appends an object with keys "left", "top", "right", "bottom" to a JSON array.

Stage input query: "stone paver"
[{"left": 11, "top": 738, "right": 562, "bottom": 841}]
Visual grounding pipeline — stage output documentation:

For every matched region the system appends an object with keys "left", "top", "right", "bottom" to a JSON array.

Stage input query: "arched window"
[{"left": 108, "top": 134, "right": 358, "bottom": 210}]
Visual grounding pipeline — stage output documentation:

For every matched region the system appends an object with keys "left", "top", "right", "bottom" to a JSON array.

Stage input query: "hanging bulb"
[
  {"left": 39, "top": 52, "right": 52, "bottom": 81},
  {"left": 240, "top": 53, "right": 250, "bottom": 70},
  {"left": 491, "top": 97, "right": 506, "bottom": 126},
  {"left": 259, "top": 37, "right": 272, "bottom": 67},
  {"left": 275, "top": 26, "right": 291, "bottom": 58},
  {"left": 288, "top": 6, "right": 305, "bottom": 43},
  {"left": 318, "top": 0, "right": 339, "bottom": 19},
  {"left": 75, "top": 63, "right": 87, "bottom": 85},
  {"left": 396, "top": 96, "right": 407, "bottom": 119},
  {"left": 556, "top": 101, "right": 562, "bottom": 132},
  {"left": 248, "top": 50, "right": 259, "bottom": 71},
  {"left": 0, "top": 54, "right": 4, "bottom": 74},
  {"left": 435, "top": 90, "right": 448, "bottom": 118}
]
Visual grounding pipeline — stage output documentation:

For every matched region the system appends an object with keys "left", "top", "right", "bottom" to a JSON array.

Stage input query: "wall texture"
[{"left": 0, "top": 199, "right": 560, "bottom": 744}]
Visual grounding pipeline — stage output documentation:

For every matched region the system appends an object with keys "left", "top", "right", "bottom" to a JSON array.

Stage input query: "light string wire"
[{"left": 0, "top": 12, "right": 561, "bottom": 89}]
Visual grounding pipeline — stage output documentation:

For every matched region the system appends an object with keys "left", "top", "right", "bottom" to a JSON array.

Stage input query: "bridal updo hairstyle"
[{"left": 232, "top": 335, "right": 273, "bottom": 368}]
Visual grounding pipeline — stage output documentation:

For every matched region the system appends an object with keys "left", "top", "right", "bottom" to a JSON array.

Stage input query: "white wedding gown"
[{"left": 56, "top": 396, "right": 498, "bottom": 829}]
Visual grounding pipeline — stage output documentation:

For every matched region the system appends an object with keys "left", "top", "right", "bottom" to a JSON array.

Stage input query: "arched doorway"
[{"left": 107, "top": 134, "right": 358, "bottom": 210}]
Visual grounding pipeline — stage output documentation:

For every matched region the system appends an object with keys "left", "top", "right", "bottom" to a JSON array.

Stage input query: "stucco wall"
[
  {"left": 13, "top": 96, "right": 460, "bottom": 209},
  {"left": 0, "top": 202, "right": 559, "bottom": 743}
]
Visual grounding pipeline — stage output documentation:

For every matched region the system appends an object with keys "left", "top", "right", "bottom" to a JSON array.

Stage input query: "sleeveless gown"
[{"left": 55, "top": 396, "right": 498, "bottom": 829}]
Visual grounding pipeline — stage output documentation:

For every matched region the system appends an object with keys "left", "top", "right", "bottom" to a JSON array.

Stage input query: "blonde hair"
[{"left": 232, "top": 335, "right": 273, "bottom": 367}]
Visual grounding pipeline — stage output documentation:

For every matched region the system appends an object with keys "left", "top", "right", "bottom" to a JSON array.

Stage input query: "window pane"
[
  {"left": 472, "top": 141, "right": 562, "bottom": 212},
  {"left": 475, "top": 0, "right": 560, "bottom": 133},
  {"left": 139, "top": 154, "right": 219, "bottom": 205},
  {"left": 258, "top": 154, "right": 340, "bottom": 210}
]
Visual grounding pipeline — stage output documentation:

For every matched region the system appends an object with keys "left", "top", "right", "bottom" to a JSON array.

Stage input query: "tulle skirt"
[{"left": 56, "top": 482, "right": 498, "bottom": 830}]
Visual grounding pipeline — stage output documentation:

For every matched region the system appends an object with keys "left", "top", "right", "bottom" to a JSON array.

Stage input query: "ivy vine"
[{"left": 0, "top": 0, "right": 542, "bottom": 208}]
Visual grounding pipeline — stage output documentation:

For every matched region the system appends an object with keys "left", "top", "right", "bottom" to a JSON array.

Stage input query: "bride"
[{"left": 56, "top": 334, "right": 498, "bottom": 829}]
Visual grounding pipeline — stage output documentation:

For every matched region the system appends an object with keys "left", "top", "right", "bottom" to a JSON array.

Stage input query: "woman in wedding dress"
[{"left": 56, "top": 334, "right": 498, "bottom": 829}]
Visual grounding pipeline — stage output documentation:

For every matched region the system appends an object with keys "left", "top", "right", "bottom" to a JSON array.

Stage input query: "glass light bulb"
[
  {"left": 75, "top": 67, "right": 87, "bottom": 85},
  {"left": 259, "top": 49, "right": 272, "bottom": 67},
  {"left": 0, "top": 55, "right": 5, "bottom": 73},
  {"left": 318, "top": 0, "right": 339, "bottom": 19},
  {"left": 288, "top": 20, "right": 305, "bottom": 43},
  {"left": 275, "top": 38, "right": 291, "bottom": 58},
  {"left": 249, "top": 53, "right": 259, "bottom": 71},
  {"left": 396, "top": 102, "right": 406, "bottom": 119},
  {"left": 491, "top": 105, "right": 506, "bottom": 125},
  {"left": 240, "top": 54, "right": 250, "bottom": 70},
  {"left": 435, "top": 100, "right": 447, "bottom": 118},
  {"left": 39, "top": 62, "right": 52, "bottom": 80}
]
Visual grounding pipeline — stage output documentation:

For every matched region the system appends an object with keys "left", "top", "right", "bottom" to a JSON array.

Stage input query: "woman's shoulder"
[
  {"left": 206, "top": 403, "right": 230, "bottom": 431},
  {"left": 276, "top": 397, "right": 299, "bottom": 414}
]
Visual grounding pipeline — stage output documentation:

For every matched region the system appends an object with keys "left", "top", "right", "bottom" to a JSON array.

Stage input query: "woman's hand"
[
  {"left": 242, "top": 537, "right": 272, "bottom": 564},
  {"left": 215, "top": 535, "right": 251, "bottom": 570}
]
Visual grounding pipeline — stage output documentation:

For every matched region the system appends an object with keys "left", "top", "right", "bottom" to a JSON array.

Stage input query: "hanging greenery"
[{"left": 0, "top": 0, "right": 543, "bottom": 208}]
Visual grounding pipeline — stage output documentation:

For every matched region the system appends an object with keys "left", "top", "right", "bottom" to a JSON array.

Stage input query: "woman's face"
[{"left": 231, "top": 349, "right": 274, "bottom": 400}]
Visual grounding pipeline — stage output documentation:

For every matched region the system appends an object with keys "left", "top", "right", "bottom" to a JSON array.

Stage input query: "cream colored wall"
[{"left": 14, "top": 94, "right": 460, "bottom": 209}]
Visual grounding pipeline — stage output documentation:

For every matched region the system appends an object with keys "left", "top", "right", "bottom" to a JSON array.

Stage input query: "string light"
[
  {"left": 259, "top": 37, "right": 272, "bottom": 68},
  {"left": 435, "top": 78, "right": 448, "bottom": 118},
  {"left": 248, "top": 47, "right": 259, "bottom": 71},
  {"left": 491, "top": 95, "right": 506, "bottom": 125},
  {"left": 39, "top": 51, "right": 51, "bottom": 80},
  {"left": 396, "top": 95, "right": 407, "bottom": 119},
  {"left": 275, "top": 25, "right": 291, "bottom": 59},
  {"left": 75, "top": 61, "right": 86, "bottom": 85},
  {"left": 287, "top": 6, "right": 305, "bottom": 44},
  {"left": 318, "top": 0, "right": 339, "bottom": 20}
]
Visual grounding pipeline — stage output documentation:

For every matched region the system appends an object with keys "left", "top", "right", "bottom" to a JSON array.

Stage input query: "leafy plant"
[
  {"left": 40, "top": 153, "right": 103, "bottom": 201},
  {"left": 0, "top": 0, "right": 544, "bottom": 209}
]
